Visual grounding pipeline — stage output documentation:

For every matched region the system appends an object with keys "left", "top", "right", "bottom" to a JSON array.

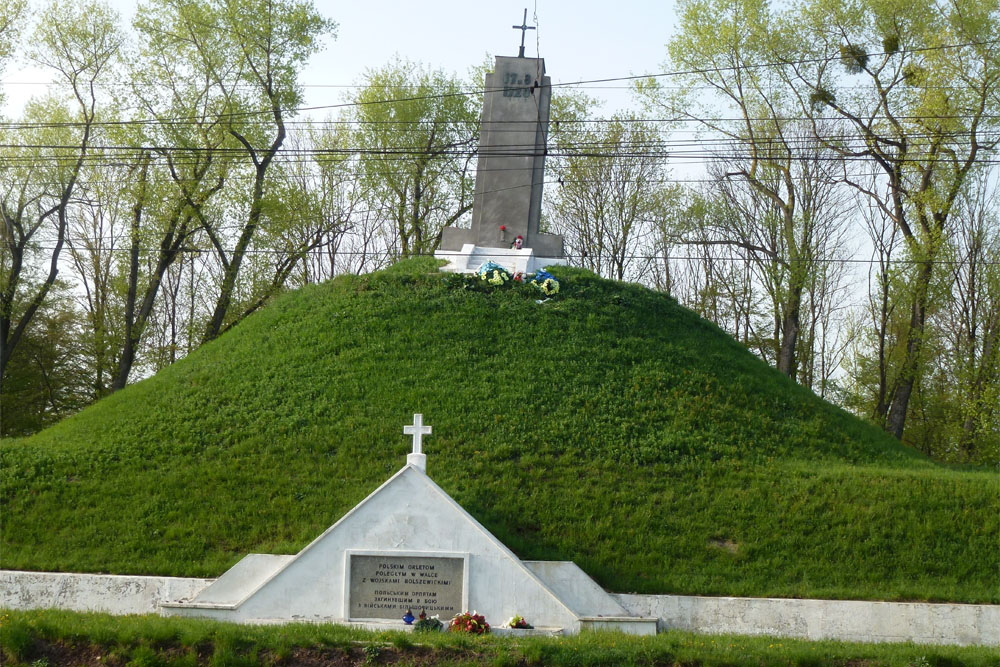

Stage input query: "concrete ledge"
[
  {"left": 614, "top": 594, "right": 1000, "bottom": 647},
  {"left": 493, "top": 626, "right": 564, "bottom": 637},
  {"left": 435, "top": 244, "right": 567, "bottom": 275},
  {"left": 181, "top": 554, "right": 294, "bottom": 607},
  {"left": 579, "top": 616, "right": 658, "bottom": 636},
  {"left": 524, "top": 561, "right": 629, "bottom": 617}
]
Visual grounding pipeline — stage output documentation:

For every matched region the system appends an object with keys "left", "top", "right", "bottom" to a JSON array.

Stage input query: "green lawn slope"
[{"left": 2, "top": 259, "right": 997, "bottom": 603}]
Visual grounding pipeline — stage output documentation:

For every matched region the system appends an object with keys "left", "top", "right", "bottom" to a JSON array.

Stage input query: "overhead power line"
[
  {"left": 3, "top": 141, "right": 996, "bottom": 170},
  {"left": 23, "top": 244, "right": 999, "bottom": 268},
  {"left": 1, "top": 38, "right": 994, "bottom": 129},
  {"left": 3, "top": 110, "right": 999, "bottom": 131}
]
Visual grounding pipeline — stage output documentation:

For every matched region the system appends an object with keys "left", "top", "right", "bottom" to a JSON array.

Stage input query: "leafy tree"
[
  {"left": 791, "top": 0, "right": 1000, "bottom": 438},
  {"left": 0, "top": 0, "right": 27, "bottom": 107},
  {"left": 907, "top": 172, "right": 1000, "bottom": 461},
  {"left": 204, "top": 0, "right": 334, "bottom": 342},
  {"left": 134, "top": 0, "right": 336, "bottom": 344},
  {"left": 350, "top": 58, "right": 479, "bottom": 259},
  {"left": 1, "top": 0, "right": 122, "bottom": 390},
  {"left": 0, "top": 282, "right": 90, "bottom": 436},
  {"left": 110, "top": 2, "right": 240, "bottom": 388}
]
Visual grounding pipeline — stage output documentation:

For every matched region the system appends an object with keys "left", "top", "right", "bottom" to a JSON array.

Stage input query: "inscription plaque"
[{"left": 348, "top": 554, "right": 465, "bottom": 620}]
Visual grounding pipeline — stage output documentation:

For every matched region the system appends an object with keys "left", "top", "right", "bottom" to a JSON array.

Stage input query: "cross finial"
[
  {"left": 403, "top": 413, "right": 432, "bottom": 455},
  {"left": 512, "top": 8, "right": 535, "bottom": 58}
]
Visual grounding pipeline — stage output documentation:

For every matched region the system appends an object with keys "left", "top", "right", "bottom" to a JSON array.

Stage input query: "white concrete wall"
[
  {"left": 0, "top": 570, "right": 210, "bottom": 615},
  {"left": 3, "top": 570, "right": 997, "bottom": 647},
  {"left": 614, "top": 594, "right": 1000, "bottom": 647}
]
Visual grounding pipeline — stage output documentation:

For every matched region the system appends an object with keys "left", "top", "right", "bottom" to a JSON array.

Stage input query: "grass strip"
[{"left": 2, "top": 609, "right": 998, "bottom": 666}]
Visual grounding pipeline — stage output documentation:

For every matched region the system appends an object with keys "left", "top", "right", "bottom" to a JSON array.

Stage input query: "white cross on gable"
[{"left": 403, "top": 413, "right": 432, "bottom": 455}]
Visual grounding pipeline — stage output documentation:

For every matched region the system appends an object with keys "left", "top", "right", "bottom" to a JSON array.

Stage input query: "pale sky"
[{"left": 2, "top": 0, "right": 679, "bottom": 117}]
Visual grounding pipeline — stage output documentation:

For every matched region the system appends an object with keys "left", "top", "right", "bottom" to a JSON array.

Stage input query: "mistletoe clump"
[{"left": 839, "top": 43, "right": 868, "bottom": 73}]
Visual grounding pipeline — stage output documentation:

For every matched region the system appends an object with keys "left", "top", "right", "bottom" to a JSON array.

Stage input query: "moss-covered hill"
[{"left": 2, "top": 259, "right": 996, "bottom": 603}]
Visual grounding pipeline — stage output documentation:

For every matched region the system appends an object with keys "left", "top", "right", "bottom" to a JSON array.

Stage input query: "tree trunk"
[
  {"left": 871, "top": 269, "right": 891, "bottom": 424},
  {"left": 886, "top": 257, "right": 934, "bottom": 439},
  {"left": 886, "top": 312, "right": 919, "bottom": 440},
  {"left": 777, "top": 286, "right": 802, "bottom": 378},
  {"left": 203, "top": 169, "right": 266, "bottom": 343},
  {"left": 203, "top": 113, "right": 285, "bottom": 343},
  {"left": 114, "top": 159, "right": 147, "bottom": 391},
  {"left": 960, "top": 306, "right": 999, "bottom": 456}
]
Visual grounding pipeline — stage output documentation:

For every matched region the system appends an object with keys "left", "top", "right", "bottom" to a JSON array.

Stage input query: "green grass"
[
  {"left": 2, "top": 259, "right": 997, "bottom": 603},
  {"left": 2, "top": 610, "right": 998, "bottom": 666}
]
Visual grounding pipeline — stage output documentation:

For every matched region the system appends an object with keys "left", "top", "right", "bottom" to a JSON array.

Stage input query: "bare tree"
[
  {"left": 64, "top": 162, "right": 131, "bottom": 398},
  {"left": 948, "top": 173, "right": 1000, "bottom": 457},
  {"left": 550, "top": 114, "right": 671, "bottom": 282}
]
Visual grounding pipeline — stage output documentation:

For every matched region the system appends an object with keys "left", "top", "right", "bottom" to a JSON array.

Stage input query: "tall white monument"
[{"left": 436, "top": 14, "right": 566, "bottom": 274}]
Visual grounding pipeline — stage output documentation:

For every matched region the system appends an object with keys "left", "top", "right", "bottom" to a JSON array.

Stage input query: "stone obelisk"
[{"left": 436, "top": 15, "right": 565, "bottom": 274}]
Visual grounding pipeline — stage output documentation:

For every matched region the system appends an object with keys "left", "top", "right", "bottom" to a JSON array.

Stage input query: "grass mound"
[{"left": 2, "top": 259, "right": 997, "bottom": 602}]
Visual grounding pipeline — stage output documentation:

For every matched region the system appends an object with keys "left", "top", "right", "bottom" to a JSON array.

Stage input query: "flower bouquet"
[
  {"left": 414, "top": 610, "right": 443, "bottom": 633},
  {"left": 530, "top": 269, "right": 559, "bottom": 296},
  {"left": 477, "top": 261, "right": 512, "bottom": 286},
  {"left": 505, "top": 614, "right": 533, "bottom": 629},
  {"left": 449, "top": 610, "right": 490, "bottom": 635}
]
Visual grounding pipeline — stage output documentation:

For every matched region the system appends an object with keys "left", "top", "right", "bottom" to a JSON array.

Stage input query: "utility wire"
[
  {"left": 2, "top": 110, "right": 997, "bottom": 131},
  {"left": 22, "top": 244, "right": 999, "bottom": 267},
  {"left": 1, "top": 38, "right": 993, "bottom": 128}
]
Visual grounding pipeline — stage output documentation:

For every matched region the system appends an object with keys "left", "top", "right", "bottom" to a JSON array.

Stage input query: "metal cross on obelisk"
[
  {"left": 403, "top": 413, "right": 431, "bottom": 471},
  {"left": 512, "top": 8, "right": 535, "bottom": 58}
]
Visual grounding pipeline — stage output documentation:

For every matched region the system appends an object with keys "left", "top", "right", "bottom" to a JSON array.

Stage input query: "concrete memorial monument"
[
  {"left": 436, "top": 13, "right": 566, "bottom": 275},
  {"left": 161, "top": 414, "right": 656, "bottom": 634}
]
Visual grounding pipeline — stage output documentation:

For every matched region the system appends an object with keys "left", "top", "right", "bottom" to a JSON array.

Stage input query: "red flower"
[{"left": 500, "top": 225, "right": 506, "bottom": 231}]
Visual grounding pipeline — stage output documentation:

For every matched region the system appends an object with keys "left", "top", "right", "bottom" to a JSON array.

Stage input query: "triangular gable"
[{"left": 210, "top": 465, "right": 578, "bottom": 627}]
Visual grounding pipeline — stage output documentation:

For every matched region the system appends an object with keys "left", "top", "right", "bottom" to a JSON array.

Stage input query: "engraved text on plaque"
[{"left": 348, "top": 554, "right": 465, "bottom": 620}]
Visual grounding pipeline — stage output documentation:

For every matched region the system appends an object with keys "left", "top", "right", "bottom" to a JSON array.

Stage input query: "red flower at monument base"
[
  {"left": 500, "top": 225, "right": 506, "bottom": 231},
  {"left": 449, "top": 611, "right": 490, "bottom": 635}
]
